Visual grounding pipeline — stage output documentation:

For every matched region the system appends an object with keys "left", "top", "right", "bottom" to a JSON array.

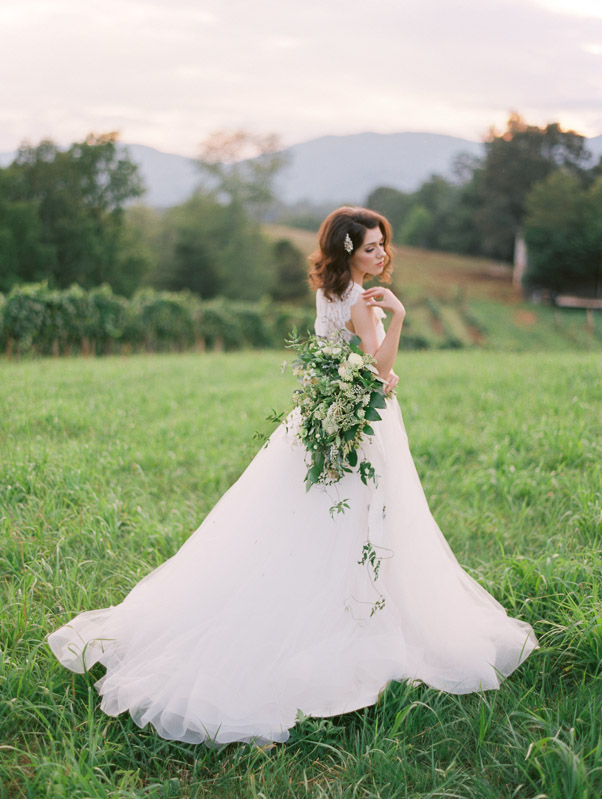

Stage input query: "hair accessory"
[{"left": 344, "top": 233, "right": 353, "bottom": 254}]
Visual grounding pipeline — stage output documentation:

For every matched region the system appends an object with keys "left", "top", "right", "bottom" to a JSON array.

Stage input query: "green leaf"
[
  {"left": 369, "top": 390, "right": 386, "bottom": 409},
  {"left": 344, "top": 425, "right": 359, "bottom": 441},
  {"left": 347, "top": 449, "right": 358, "bottom": 467},
  {"left": 363, "top": 424, "right": 375, "bottom": 436},
  {"left": 308, "top": 464, "right": 322, "bottom": 482},
  {"left": 364, "top": 406, "right": 382, "bottom": 422}
]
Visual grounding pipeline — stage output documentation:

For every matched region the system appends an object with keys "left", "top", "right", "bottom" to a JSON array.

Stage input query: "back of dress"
[{"left": 315, "top": 281, "right": 386, "bottom": 345}]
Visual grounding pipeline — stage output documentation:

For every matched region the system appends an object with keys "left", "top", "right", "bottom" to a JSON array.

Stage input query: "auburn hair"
[{"left": 308, "top": 206, "right": 394, "bottom": 300}]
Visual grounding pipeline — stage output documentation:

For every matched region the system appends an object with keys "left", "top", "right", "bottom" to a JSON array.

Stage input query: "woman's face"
[{"left": 349, "top": 226, "right": 386, "bottom": 283}]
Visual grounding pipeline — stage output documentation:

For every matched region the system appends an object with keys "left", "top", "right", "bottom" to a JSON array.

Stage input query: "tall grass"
[{"left": 1, "top": 350, "right": 601, "bottom": 798}]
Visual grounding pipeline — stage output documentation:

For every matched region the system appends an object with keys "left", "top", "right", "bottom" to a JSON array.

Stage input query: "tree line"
[
  {"left": 1, "top": 117, "right": 601, "bottom": 301},
  {"left": 0, "top": 131, "right": 309, "bottom": 303},
  {"left": 366, "top": 113, "right": 602, "bottom": 296}
]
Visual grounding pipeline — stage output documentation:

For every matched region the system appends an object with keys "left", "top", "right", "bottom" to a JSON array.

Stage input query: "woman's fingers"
[
  {"left": 384, "top": 369, "right": 399, "bottom": 394},
  {"left": 363, "top": 288, "right": 405, "bottom": 317}
]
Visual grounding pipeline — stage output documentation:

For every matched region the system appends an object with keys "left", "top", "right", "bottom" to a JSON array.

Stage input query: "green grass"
[
  {"left": 1, "top": 350, "right": 601, "bottom": 798},
  {"left": 467, "top": 300, "right": 602, "bottom": 351}
]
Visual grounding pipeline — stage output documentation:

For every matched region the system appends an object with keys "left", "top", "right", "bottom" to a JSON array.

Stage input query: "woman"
[{"left": 48, "top": 206, "right": 538, "bottom": 747}]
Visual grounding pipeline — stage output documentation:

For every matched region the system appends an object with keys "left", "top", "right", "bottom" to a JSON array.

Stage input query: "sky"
[{"left": 1, "top": 0, "right": 601, "bottom": 156}]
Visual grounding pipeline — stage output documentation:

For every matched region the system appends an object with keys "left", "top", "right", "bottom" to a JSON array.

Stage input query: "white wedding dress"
[{"left": 48, "top": 281, "right": 538, "bottom": 746}]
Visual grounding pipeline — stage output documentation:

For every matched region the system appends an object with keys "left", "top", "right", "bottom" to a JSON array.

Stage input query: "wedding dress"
[{"left": 48, "top": 281, "right": 538, "bottom": 746}]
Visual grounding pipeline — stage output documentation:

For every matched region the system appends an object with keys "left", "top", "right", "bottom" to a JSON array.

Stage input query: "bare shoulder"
[
  {"left": 349, "top": 293, "right": 379, "bottom": 353},
  {"left": 349, "top": 292, "right": 373, "bottom": 323}
]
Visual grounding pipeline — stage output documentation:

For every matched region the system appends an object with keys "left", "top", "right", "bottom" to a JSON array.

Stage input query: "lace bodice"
[{"left": 315, "top": 281, "right": 386, "bottom": 344}]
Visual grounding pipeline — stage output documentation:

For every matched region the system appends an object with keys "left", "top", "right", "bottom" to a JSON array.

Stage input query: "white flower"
[
  {"left": 347, "top": 352, "right": 363, "bottom": 367},
  {"left": 338, "top": 365, "right": 352, "bottom": 381}
]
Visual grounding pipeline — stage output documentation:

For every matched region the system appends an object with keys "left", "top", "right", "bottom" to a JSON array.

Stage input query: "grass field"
[{"left": 1, "top": 349, "right": 601, "bottom": 798}]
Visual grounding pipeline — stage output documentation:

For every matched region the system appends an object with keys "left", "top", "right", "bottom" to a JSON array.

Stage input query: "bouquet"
[{"left": 285, "top": 328, "right": 388, "bottom": 491}]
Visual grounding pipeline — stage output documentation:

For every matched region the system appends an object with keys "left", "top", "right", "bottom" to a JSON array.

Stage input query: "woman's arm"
[{"left": 349, "top": 287, "right": 405, "bottom": 379}]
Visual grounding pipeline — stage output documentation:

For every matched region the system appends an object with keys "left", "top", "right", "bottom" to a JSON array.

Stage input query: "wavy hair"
[{"left": 308, "top": 206, "right": 394, "bottom": 300}]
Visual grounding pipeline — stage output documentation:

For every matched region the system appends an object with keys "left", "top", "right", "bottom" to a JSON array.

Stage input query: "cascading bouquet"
[
  {"left": 284, "top": 327, "right": 391, "bottom": 615},
  {"left": 285, "top": 327, "right": 387, "bottom": 493}
]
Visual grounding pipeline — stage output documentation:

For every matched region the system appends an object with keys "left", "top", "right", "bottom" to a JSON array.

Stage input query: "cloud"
[{"left": 0, "top": 0, "right": 600, "bottom": 154}]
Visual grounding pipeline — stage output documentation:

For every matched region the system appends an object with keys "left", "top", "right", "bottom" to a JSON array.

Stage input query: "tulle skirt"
[{"left": 47, "top": 398, "right": 538, "bottom": 745}]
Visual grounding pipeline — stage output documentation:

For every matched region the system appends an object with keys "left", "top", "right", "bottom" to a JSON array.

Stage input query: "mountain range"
[{"left": 2, "top": 131, "right": 601, "bottom": 208}]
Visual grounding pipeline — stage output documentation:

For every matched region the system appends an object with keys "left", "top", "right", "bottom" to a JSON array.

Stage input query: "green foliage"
[
  {"left": 5, "top": 280, "right": 599, "bottom": 359},
  {"left": 2, "top": 282, "right": 51, "bottom": 351},
  {"left": 197, "top": 130, "right": 288, "bottom": 220},
  {"left": 400, "top": 203, "right": 434, "bottom": 247},
  {"left": 370, "top": 175, "right": 483, "bottom": 255},
  {"left": 0, "top": 133, "right": 147, "bottom": 294},
  {"left": 0, "top": 171, "right": 56, "bottom": 290},
  {"left": 151, "top": 194, "right": 277, "bottom": 301},
  {"left": 1, "top": 350, "right": 601, "bottom": 797},
  {"left": 88, "top": 283, "right": 128, "bottom": 352},
  {"left": 524, "top": 172, "right": 602, "bottom": 294},
  {"left": 475, "top": 113, "right": 593, "bottom": 261},
  {"left": 367, "top": 114, "right": 598, "bottom": 266},
  {"left": 271, "top": 239, "right": 308, "bottom": 301},
  {"left": 366, "top": 185, "right": 414, "bottom": 239},
  {"left": 128, "top": 289, "right": 198, "bottom": 351},
  {"left": 0, "top": 282, "right": 323, "bottom": 357}
]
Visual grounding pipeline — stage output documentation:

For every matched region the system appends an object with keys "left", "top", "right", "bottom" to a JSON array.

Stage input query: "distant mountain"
[
  {"left": 116, "top": 143, "right": 201, "bottom": 207},
  {"left": 274, "top": 132, "right": 483, "bottom": 205},
  {"left": 586, "top": 133, "right": 602, "bottom": 160},
  {"left": 0, "top": 143, "right": 201, "bottom": 206},
  {"left": 2, "top": 131, "right": 601, "bottom": 208}
]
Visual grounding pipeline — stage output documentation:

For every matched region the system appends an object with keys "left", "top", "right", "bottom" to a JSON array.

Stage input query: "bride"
[{"left": 48, "top": 206, "right": 539, "bottom": 746}]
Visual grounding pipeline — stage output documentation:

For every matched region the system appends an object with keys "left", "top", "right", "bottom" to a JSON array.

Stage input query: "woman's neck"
[{"left": 349, "top": 269, "right": 364, "bottom": 286}]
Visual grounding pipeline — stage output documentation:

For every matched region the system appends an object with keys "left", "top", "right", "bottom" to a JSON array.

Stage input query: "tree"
[
  {"left": 159, "top": 129, "right": 290, "bottom": 300},
  {"left": 400, "top": 205, "right": 433, "bottom": 248},
  {"left": 0, "top": 168, "right": 56, "bottom": 291},
  {"left": 365, "top": 187, "right": 413, "bottom": 240},
  {"left": 271, "top": 239, "right": 308, "bottom": 301},
  {"left": 197, "top": 130, "right": 288, "bottom": 220},
  {"left": 524, "top": 171, "right": 602, "bottom": 295},
  {"left": 475, "top": 113, "right": 593, "bottom": 261},
  {"left": 151, "top": 193, "right": 277, "bottom": 301},
  {"left": 0, "top": 132, "right": 147, "bottom": 293}
]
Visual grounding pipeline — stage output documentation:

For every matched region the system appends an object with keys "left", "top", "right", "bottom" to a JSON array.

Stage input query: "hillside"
[
  {"left": 263, "top": 224, "right": 602, "bottom": 352},
  {"left": 263, "top": 224, "right": 518, "bottom": 302}
]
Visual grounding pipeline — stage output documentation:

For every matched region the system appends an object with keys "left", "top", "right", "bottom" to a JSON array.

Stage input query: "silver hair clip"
[{"left": 344, "top": 233, "right": 353, "bottom": 254}]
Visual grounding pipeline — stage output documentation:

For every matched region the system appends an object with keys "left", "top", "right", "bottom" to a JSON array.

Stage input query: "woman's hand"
[
  {"left": 362, "top": 287, "right": 406, "bottom": 320},
  {"left": 384, "top": 369, "right": 399, "bottom": 395}
]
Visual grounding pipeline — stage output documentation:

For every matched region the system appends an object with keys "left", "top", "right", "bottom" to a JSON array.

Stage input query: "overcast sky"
[{"left": 1, "top": 0, "right": 601, "bottom": 156}]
